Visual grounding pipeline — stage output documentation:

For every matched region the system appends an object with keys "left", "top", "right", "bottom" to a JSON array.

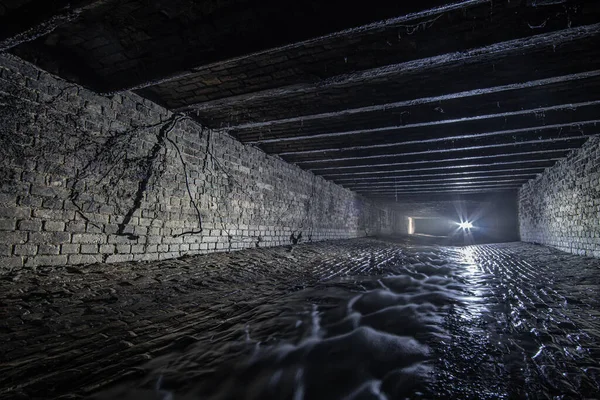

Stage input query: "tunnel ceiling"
[{"left": 3, "top": 0, "right": 600, "bottom": 200}]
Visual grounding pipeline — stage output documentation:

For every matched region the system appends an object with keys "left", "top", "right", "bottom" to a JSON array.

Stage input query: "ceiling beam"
[
  {"left": 342, "top": 175, "right": 535, "bottom": 187},
  {"left": 247, "top": 100, "right": 600, "bottom": 147},
  {"left": 353, "top": 180, "right": 526, "bottom": 189},
  {"left": 126, "top": 0, "right": 488, "bottom": 93},
  {"left": 367, "top": 188, "right": 519, "bottom": 198},
  {"left": 293, "top": 136, "right": 587, "bottom": 166},
  {"left": 357, "top": 185, "right": 524, "bottom": 194},
  {"left": 0, "top": 0, "right": 106, "bottom": 52},
  {"left": 180, "top": 23, "right": 600, "bottom": 113},
  {"left": 357, "top": 188, "right": 523, "bottom": 196},
  {"left": 311, "top": 150, "right": 566, "bottom": 173},
  {"left": 227, "top": 70, "right": 600, "bottom": 134},
  {"left": 332, "top": 168, "right": 545, "bottom": 182},
  {"left": 276, "top": 120, "right": 600, "bottom": 157}
]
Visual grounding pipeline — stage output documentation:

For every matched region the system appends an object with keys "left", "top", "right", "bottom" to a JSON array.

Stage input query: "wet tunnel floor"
[{"left": 1, "top": 239, "right": 599, "bottom": 399}]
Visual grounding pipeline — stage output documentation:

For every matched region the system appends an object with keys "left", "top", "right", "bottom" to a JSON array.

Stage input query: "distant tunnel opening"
[{"left": 407, "top": 217, "right": 455, "bottom": 238}]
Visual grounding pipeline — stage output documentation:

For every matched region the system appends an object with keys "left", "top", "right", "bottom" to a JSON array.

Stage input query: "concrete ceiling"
[{"left": 2, "top": 0, "right": 600, "bottom": 200}]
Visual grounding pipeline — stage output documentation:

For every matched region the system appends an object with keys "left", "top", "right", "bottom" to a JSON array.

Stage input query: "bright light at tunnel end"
[{"left": 458, "top": 221, "right": 473, "bottom": 230}]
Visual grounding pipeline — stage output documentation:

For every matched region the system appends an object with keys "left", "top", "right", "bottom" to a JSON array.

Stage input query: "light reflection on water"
[{"left": 94, "top": 243, "right": 600, "bottom": 400}]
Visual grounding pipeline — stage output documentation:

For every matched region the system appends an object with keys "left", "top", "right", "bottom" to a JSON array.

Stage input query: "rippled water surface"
[{"left": 91, "top": 242, "right": 600, "bottom": 400}]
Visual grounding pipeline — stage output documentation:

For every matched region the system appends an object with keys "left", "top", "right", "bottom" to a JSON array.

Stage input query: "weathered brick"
[
  {"left": 17, "top": 219, "right": 43, "bottom": 231},
  {"left": 72, "top": 233, "right": 106, "bottom": 244},
  {"left": 0, "top": 231, "right": 27, "bottom": 244},
  {"left": 61, "top": 244, "right": 80, "bottom": 254},
  {"left": 66, "top": 221, "right": 87, "bottom": 233},
  {"left": 14, "top": 244, "right": 37, "bottom": 256},
  {"left": 116, "top": 244, "right": 131, "bottom": 253},
  {"left": 0, "top": 193, "right": 17, "bottom": 206},
  {"left": 33, "top": 209, "right": 74, "bottom": 220},
  {"left": 68, "top": 254, "right": 103, "bottom": 265},
  {"left": 0, "top": 207, "right": 30, "bottom": 219},
  {"left": 0, "top": 219, "right": 16, "bottom": 231},
  {"left": 42, "top": 198, "right": 64, "bottom": 210},
  {"left": 105, "top": 254, "right": 133, "bottom": 263},
  {"left": 0, "top": 244, "right": 12, "bottom": 256},
  {"left": 44, "top": 221, "right": 66, "bottom": 232},
  {"left": 30, "top": 185, "right": 64, "bottom": 198},
  {"left": 131, "top": 244, "right": 144, "bottom": 253},
  {"left": 29, "top": 232, "right": 71, "bottom": 244},
  {"left": 99, "top": 244, "right": 116, "bottom": 253},
  {"left": 108, "top": 235, "right": 136, "bottom": 244},
  {"left": 0, "top": 256, "right": 24, "bottom": 269},
  {"left": 157, "top": 244, "right": 169, "bottom": 252},
  {"left": 85, "top": 223, "right": 103, "bottom": 233},
  {"left": 80, "top": 244, "right": 98, "bottom": 254},
  {"left": 26, "top": 255, "right": 68, "bottom": 267},
  {"left": 38, "top": 244, "right": 61, "bottom": 255}
]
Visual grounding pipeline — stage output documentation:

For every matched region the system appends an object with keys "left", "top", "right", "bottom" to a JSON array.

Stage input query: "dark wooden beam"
[
  {"left": 351, "top": 184, "right": 529, "bottom": 194},
  {"left": 0, "top": 0, "right": 106, "bottom": 52},
  {"left": 276, "top": 119, "right": 600, "bottom": 158},
  {"left": 357, "top": 186, "right": 523, "bottom": 194},
  {"left": 234, "top": 77, "right": 600, "bottom": 142},
  {"left": 248, "top": 100, "right": 600, "bottom": 150},
  {"left": 112, "top": 0, "right": 500, "bottom": 94},
  {"left": 353, "top": 180, "right": 527, "bottom": 188},
  {"left": 292, "top": 136, "right": 588, "bottom": 167},
  {"left": 156, "top": 0, "right": 600, "bottom": 116},
  {"left": 311, "top": 150, "right": 567, "bottom": 173},
  {"left": 367, "top": 188, "right": 519, "bottom": 198},
  {"left": 181, "top": 23, "right": 600, "bottom": 114},
  {"left": 332, "top": 168, "right": 544, "bottom": 182},
  {"left": 342, "top": 175, "right": 535, "bottom": 187},
  {"left": 356, "top": 184, "right": 524, "bottom": 193},
  {"left": 128, "top": 0, "right": 488, "bottom": 93}
]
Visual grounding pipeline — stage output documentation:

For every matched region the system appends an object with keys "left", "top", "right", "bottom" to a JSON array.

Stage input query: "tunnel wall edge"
[{"left": 519, "top": 135, "right": 600, "bottom": 256}]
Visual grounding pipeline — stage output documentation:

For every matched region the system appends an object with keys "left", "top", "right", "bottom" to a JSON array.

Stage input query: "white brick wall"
[
  {"left": 519, "top": 135, "right": 600, "bottom": 257},
  {"left": 0, "top": 54, "right": 399, "bottom": 270}
]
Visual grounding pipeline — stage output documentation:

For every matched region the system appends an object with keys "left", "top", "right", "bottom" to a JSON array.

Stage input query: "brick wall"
[
  {"left": 0, "top": 54, "right": 398, "bottom": 271},
  {"left": 519, "top": 135, "right": 600, "bottom": 256}
]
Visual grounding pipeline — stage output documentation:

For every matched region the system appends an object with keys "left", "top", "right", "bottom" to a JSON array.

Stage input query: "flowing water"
[{"left": 92, "top": 242, "right": 600, "bottom": 400}]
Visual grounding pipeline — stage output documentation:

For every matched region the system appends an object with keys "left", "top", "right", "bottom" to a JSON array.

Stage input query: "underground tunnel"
[{"left": 1, "top": 0, "right": 600, "bottom": 398}]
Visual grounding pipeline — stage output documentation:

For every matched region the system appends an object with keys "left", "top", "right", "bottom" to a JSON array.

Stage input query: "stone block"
[
  {"left": 68, "top": 254, "right": 103, "bottom": 265},
  {"left": 0, "top": 219, "right": 16, "bottom": 231},
  {"left": 18, "top": 219, "right": 43, "bottom": 231},
  {"left": 72, "top": 233, "right": 106, "bottom": 244},
  {"left": 38, "top": 244, "right": 61, "bottom": 255},
  {"left": 116, "top": 244, "right": 131, "bottom": 253},
  {"left": 80, "top": 244, "right": 98, "bottom": 254},
  {"left": 0, "top": 244, "right": 12, "bottom": 256},
  {"left": 0, "top": 231, "right": 27, "bottom": 244},
  {"left": 28, "top": 231, "right": 71, "bottom": 244},
  {"left": 26, "top": 255, "right": 68, "bottom": 267},
  {"left": 105, "top": 254, "right": 133, "bottom": 263},
  {"left": 0, "top": 207, "right": 30, "bottom": 219},
  {"left": 108, "top": 234, "right": 136, "bottom": 244},
  {"left": 131, "top": 244, "right": 144, "bottom": 253},
  {"left": 0, "top": 256, "right": 24, "bottom": 269},
  {"left": 99, "top": 244, "right": 116, "bottom": 253},
  {"left": 44, "top": 221, "right": 66, "bottom": 232},
  {"left": 0, "top": 193, "right": 17, "bottom": 206},
  {"left": 14, "top": 244, "right": 38, "bottom": 256}
]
